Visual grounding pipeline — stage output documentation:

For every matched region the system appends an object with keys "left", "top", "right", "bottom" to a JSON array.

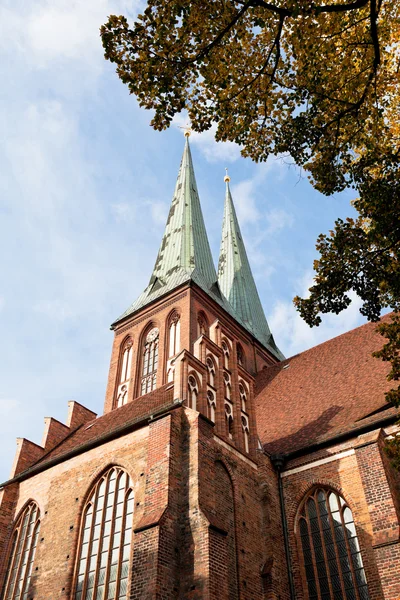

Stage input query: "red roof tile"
[
  {"left": 32, "top": 384, "right": 174, "bottom": 470},
  {"left": 255, "top": 314, "right": 397, "bottom": 455}
]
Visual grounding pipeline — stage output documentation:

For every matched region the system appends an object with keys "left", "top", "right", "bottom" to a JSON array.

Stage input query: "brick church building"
[{"left": 1, "top": 134, "right": 399, "bottom": 600}]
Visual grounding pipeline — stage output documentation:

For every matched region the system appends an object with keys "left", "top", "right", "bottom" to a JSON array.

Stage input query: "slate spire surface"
[
  {"left": 218, "top": 178, "right": 284, "bottom": 359},
  {"left": 113, "top": 135, "right": 219, "bottom": 324}
]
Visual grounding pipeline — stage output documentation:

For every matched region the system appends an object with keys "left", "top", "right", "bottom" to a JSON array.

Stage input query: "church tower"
[{"left": 103, "top": 133, "right": 283, "bottom": 459}]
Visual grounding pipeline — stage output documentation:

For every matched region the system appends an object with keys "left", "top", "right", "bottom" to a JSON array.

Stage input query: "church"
[{"left": 0, "top": 133, "right": 399, "bottom": 600}]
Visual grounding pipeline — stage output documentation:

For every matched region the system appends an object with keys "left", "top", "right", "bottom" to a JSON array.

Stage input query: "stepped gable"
[
  {"left": 255, "top": 314, "right": 397, "bottom": 456},
  {"left": 17, "top": 384, "right": 174, "bottom": 477}
]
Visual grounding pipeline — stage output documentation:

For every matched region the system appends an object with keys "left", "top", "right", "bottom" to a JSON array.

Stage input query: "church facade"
[{"left": 0, "top": 135, "right": 399, "bottom": 600}]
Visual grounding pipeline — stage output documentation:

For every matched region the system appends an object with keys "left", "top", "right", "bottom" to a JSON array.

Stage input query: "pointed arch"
[
  {"left": 139, "top": 322, "right": 160, "bottom": 396},
  {"left": 221, "top": 338, "right": 231, "bottom": 370},
  {"left": 187, "top": 372, "right": 200, "bottom": 411},
  {"left": 205, "top": 354, "right": 217, "bottom": 388},
  {"left": 236, "top": 343, "right": 245, "bottom": 368},
  {"left": 114, "top": 336, "right": 133, "bottom": 409},
  {"left": 72, "top": 466, "right": 134, "bottom": 600},
  {"left": 1, "top": 500, "right": 41, "bottom": 600},
  {"left": 197, "top": 311, "right": 209, "bottom": 338},
  {"left": 167, "top": 310, "right": 180, "bottom": 359},
  {"left": 296, "top": 486, "right": 370, "bottom": 600}
]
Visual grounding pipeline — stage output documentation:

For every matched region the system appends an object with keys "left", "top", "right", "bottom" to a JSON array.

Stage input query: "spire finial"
[
  {"left": 224, "top": 167, "right": 231, "bottom": 183},
  {"left": 178, "top": 123, "right": 192, "bottom": 138}
]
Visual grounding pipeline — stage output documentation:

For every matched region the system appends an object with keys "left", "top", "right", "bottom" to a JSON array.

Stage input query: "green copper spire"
[
  {"left": 114, "top": 135, "right": 219, "bottom": 324},
  {"left": 218, "top": 176, "right": 284, "bottom": 360}
]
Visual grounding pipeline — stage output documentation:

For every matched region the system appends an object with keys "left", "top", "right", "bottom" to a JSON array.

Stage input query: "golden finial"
[
  {"left": 178, "top": 123, "right": 192, "bottom": 138},
  {"left": 224, "top": 167, "right": 231, "bottom": 183}
]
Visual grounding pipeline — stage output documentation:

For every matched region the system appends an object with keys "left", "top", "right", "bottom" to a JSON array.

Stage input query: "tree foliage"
[{"left": 101, "top": 0, "right": 400, "bottom": 461}]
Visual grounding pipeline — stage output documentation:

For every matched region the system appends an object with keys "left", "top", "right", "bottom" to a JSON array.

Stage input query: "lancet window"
[
  {"left": 2, "top": 501, "right": 40, "bottom": 600},
  {"left": 207, "top": 390, "right": 216, "bottom": 423},
  {"left": 239, "top": 382, "right": 247, "bottom": 412},
  {"left": 225, "top": 402, "right": 234, "bottom": 439},
  {"left": 168, "top": 313, "right": 180, "bottom": 358},
  {"left": 188, "top": 374, "right": 199, "bottom": 410},
  {"left": 237, "top": 344, "right": 245, "bottom": 367},
  {"left": 197, "top": 312, "right": 208, "bottom": 338},
  {"left": 141, "top": 327, "right": 159, "bottom": 395},
  {"left": 221, "top": 340, "right": 230, "bottom": 370},
  {"left": 206, "top": 356, "right": 216, "bottom": 388},
  {"left": 73, "top": 467, "right": 134, "bottom": 600},
  {"left": 223, "top": 371, "right": 231, "bottom": 400},
  {"left": 298, "top": 488, "right": 370, "bottom": 600},
  {"left": 241, "top": 415, "right": 250, "bottom": 453},
  {"left": 115, "top": 339, "right": 133, "bottom": 409}
]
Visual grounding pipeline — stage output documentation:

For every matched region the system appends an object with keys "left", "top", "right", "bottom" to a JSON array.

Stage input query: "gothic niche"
[
  {"left": 167, "top": 312, "right": 180, "bottom": 382},
  {"left": 115, "top": 338, "right": 133, "bottom": 408}
]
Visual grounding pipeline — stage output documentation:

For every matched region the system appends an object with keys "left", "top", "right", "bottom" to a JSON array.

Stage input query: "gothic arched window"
[
  {"left": 197, "top": 312, "right": 209, "bottom": 338},
  {"left": 298, "top": 488, "right": 370, "bottom": 600},
  {"left": 225, "top": 402, "right": 234, "bottom": 439},
  {"left": 206, "top": 356, "right": 216, "bottom": 388},
  {"left": 73, "top": 467, "right": 134, "bottom": 600},
  {"left": 237, "top": 343, "right": 245, "bottom": 368},
  {"left": 223, "top": 371, "right": 231, "bottom": 400},
  {"left": 241, "top": 415, "right": 250, "bottom": 453},
  {"left": 141, "top": 327, "right": 159, "bottom": 395},
  {"left": 221, "top": 340, "right": 230, "bottom": 370},
  {"left": 2, "top": 501, "right": 40, "bottom": 600},
  {"left": 168, "top": 313, "right": 180, "bottom": 358},
  {"left": 188, "top": 375, "right": 199, "bottom": 411},
  {"left": 207, "top": 390, "right": 216, "bottom": 423},
  {"left": 239, "top": 382, "right": 247, "bottom": 412},
  {"left": 115, "top": 338, "right": 133, "bottom": 409}
]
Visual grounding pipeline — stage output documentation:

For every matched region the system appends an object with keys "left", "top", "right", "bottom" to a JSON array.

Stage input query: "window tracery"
[
  {"left": 115, "top": 339, "right": 133, "bottom": 409},
  {"left": 73, "top": 467, "right": 134, "bottom": 600},
  {"left": 225, "top": 402, "right": 234, "bottom": 439},
  {"left": 223, "top": 371, "right": 231, "bottom": 400},
  {"left": 298, "top": 488, "right": 370, "bottom": 600},
  {"left": 2, "top": 501, "right": 40, "bottom": 600},
  {"left": 141, "top": 327, "right": 159, "bottom": 395},
  {"left": 188, "top": 374, "right": 199, "bottom": 411}
]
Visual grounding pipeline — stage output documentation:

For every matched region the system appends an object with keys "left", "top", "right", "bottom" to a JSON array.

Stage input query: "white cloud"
[
  {"left": 265, "top": 207, "right": 294, "bottom": 235},
  {"left": 269, "top": 271, "right": 365, "bottom": 357}
]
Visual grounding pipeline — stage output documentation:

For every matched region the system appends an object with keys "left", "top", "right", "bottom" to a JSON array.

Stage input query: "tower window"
[
  {"left": 221, "top": 340, "right": 230, "bottom": 370},
  {"left": 298, "top": 488, "right": 370, "bottom": 600},
  {"left": 223, "top": 371, "right": 231, "bottom": 400},
  {"left": 206, "top": 356, "right": 216, "bottom": 388},
  {"left": 237, "top": 344, "right": 245, "bottom": 367},
  {"left": 197, "top": 312, "right": 209, "bottom": 338},
  {"left": 188, "top": 374, "right": 199, "bottom": 411},
  {"left": 73, "top": 467, "right": 134, "bottom": 600},
  {"left": 141, "top": 327, "right": 159, "bottom": 395},
  {"left": 241, "top": 414, "right": 250, "bottom": 453},
  {"left": 2, "top": 501, "right": 40, "bottom": 600},
  {"left": 239, "top": 382, "right": 247, "bottom": 412},
  {"left": 207, "top": 390, "right": 216, "bottom": 423},
  {"left": 115, "top": 338, "right": 133, "bottom": 409},
  {"left": 225, "top": 402, "right": 234, "bottom": 439}
]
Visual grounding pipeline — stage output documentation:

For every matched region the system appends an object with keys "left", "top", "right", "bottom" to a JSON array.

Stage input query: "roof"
[
  {"left": 218, "top": 180, "right": 284, "bottom": 360},
  {"left": 254, "top": 314, "right": 397, "bottom": 456},
  {"left": 23, "top": 385, "right": 175, "bottom": 475},
  {"left": 113, "top": 137, "right": 219, "bottom": 325}
]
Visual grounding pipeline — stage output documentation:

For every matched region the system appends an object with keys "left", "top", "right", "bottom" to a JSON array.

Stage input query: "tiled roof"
[
  {"left": 254, "top": 314, "right": 397, "bottom": 455},
  {"left": 31, "top": 384, "right": 175, "bottom": 471},
  {"left": 217, "top": 180, "right": 284, "bottom": 360}
]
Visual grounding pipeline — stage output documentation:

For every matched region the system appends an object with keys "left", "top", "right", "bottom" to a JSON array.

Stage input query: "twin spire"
[{"left": 115, "top": 136, "right": 283, "bottom": 360}]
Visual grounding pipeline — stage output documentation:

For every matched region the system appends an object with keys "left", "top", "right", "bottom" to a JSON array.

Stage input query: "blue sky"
[{"left": 0, "top": 0, "right": 368, "bottom": 482}]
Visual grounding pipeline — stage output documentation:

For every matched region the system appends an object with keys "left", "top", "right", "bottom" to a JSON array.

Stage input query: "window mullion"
[
  {"left": 305, "top": 496, "right": 323, "bottom": 600},
  {"left": 327, "top": 494, "right": 347, "bottom": 600},
  {"left": 105, "top": 471, "right": 120, "bottom": 600},
  {"left": 81, "top": 499, "right": 96, "bottom": 599},
  {"left": 315, "top": 493, "right": 335, "bottom": 600},
  {"left": 19, "top": 515, "right": 39, "bottom": 598},
  {"left": 339, "top": 505, "right": 361, "bottom": 600},
  {"left": 98, "top": 474, "right": 113, "bottom": 600},
  {"left": 4, "top": 528, "right": 20, "bottom": 600},
  {"left": 12, "top": 509, "right": 31, "bottom": 599},
  {"left": 114, "top": 479, "right": 129, "bottom": 599}
]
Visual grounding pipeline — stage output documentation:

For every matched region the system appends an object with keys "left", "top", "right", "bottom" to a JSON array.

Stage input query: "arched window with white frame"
[
  {"left": 73, "top": 466, "right": 134, "bottom": 600},
  {"left": 115, "top": 338, "right": 133, "bottom": 409},
  {"left": 2, "top": 501, "right": 40, "bottom": 600},
  {"left": 298, "top": 487, "right": 370, "bottom": 600},
  {"left": 188, "top": 374, "right": 199, "bottom": 410},
  {"left": 223, "top": 371, "right": 231, "bottom": 400},
  {"left": 225, "top": 402, "right": 234, "bottom": 439},
  {"left": 141, "top": 327, "right": 159, "bottom": 395}
]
